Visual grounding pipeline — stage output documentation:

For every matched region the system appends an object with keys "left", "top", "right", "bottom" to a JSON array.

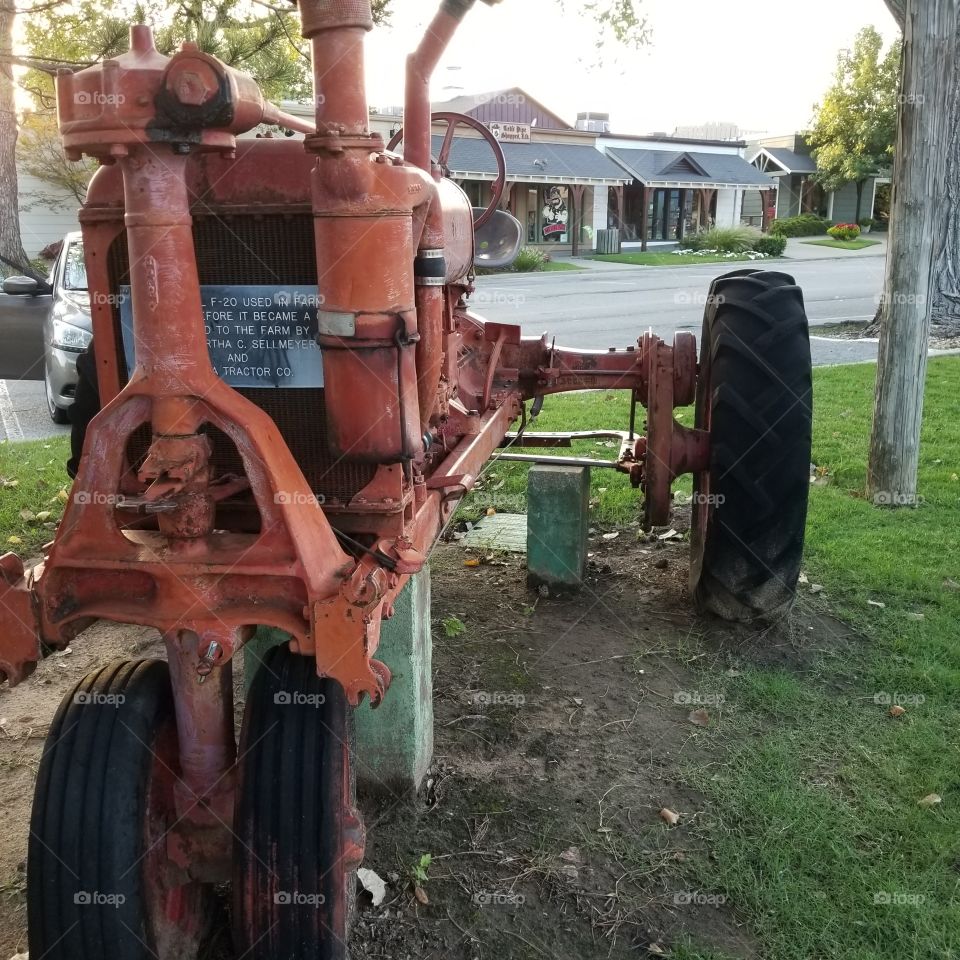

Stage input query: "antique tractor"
[{"left": 0, "top": 1, "right": 812, "bottom": 957}]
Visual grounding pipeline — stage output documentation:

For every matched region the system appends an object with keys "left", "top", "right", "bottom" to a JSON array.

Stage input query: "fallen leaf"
[
  {"left": 658, "top": 528, "right": 680, "bottom": 541},
  {"left": 905, "top": 612, "right": 925, "bottom": 621},
  {"left": 35, "top": 511, "right": 52, "bottom": 522},
  {"left": 889, "top": 705, "right": 906, "bottom": 718},
  {"left": 413, "top": 885, "right": 429, "bottom": 905},
  {"left": 18, "top": 509, "right": 35, "bottom": 522},
  {"left": 560, "top": 863, "right": 579, "bottom": 881},
  {"left": 868, "top": 600, "right": 886, "bottom": 609},
  {"left": 357, "top": 867, "right": 387, "bottom": 906},
  {"left": 6, "top": 536, "right": 22, "bottom": 545},
  {"left": 798, "top": 572, "right": 809, "bottom": 584},
  {"left": 485, "top": 507, "right": 496, "bottom": 516},
  {"left": 918, "top": 793, "right": 942, "bottom": 808},
  {"left": 1, "top": 478, "right": 19, "bottom": 488},
  {"left": 688, "top": 708, "right": 710, "bottom": 727},
  {"left": 56, "top": 488, "right": 69, "bottom": 502},
  {"left": 602, "top": 531, "right": 620, "bottom": 541},
  {"left": 463, "top": 558, "right": 481, "bottom": 568},
  {"left": 659, "top": 807, "right": 680, "bottom": 826},
  {"left": 810, "top": 583, "right": 824, "bottom": 594},
  {"left": 647, "top": 943, "right": 668, "bottom": 955},
  {"left": 560, "top": 846, "right": 582, "bottom": 864}
]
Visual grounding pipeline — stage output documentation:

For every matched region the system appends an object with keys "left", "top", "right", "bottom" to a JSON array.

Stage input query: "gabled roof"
[
  {"left": 433, "top": 135, "right": 631, "bottom": 185},
  {"left": 431, "top": 88, "right": 573, "bottom": 131},
  {"left": 606, "top": 148, "right": 775, "bottom": 189},
  {"left": 748, "top": 147, "right": 817, "bottom": 175}
]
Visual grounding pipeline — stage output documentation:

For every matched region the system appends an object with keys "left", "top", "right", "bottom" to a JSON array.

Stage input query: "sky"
[{"left": 364, "top": 0, "right": 900, "bottom": 137}]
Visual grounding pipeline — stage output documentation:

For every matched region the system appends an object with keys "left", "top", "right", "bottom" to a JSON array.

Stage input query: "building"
[
  {"left": 746, "top": 134, "right": 890, "bottom": 226},
  {"left": 596, "top": 133, "right": 775, "bottom": 247}
]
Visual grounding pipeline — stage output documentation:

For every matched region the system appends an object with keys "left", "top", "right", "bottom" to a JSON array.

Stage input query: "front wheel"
[
  {"left": 28, "top": 659, "right": 209, "bottom": 960},
  {"left": 690, "top": 269, "right": 812, "bottom": 621},
  {"left": 233, "top": 645, "right": 361, "bottom": 960}
]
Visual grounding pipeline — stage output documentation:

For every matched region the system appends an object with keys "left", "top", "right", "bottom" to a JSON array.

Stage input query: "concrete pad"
[{"left": 461, "top": 513, "right": 528, "bottom": 553}]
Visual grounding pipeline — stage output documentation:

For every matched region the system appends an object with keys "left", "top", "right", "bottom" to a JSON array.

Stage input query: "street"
[
  {"left": 0, "top": 254, "right": 888, "bottom": 442},
  {"left": 470, "top": 255, "right": 886, "bottom": 365}
]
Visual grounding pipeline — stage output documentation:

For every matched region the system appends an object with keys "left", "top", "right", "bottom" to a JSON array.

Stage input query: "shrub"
[
  {"left": 753, "top": 234, "right": 787, "bottom": 257},
  {"left": 510, "top": 247, "right": 549, "bottom": 272},
  {"left": 770, "top": 214, "right": 830, "bottom": 237},
  {"left": 827, "top": 222, "right": 861, "bottom": 241},
  {"left": 682, "top": 226, "right": 760, "bottom": 253},
  {"left": 858, "top": 218, "right": 875, "bottom": 228}
]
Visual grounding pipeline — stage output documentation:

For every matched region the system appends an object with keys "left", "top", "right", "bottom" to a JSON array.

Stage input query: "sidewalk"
[{"left": 561, "top": 234, "right": 888, "bottom": 271}]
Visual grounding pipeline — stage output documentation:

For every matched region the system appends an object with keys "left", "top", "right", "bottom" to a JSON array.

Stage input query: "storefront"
[{"left": 433, "top": 132, "right": 631, "bottom": 255}]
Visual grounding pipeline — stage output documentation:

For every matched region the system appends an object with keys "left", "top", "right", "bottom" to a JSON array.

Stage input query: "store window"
[{"left": 540, "top": 185, "right": 569, "bottom": 243}]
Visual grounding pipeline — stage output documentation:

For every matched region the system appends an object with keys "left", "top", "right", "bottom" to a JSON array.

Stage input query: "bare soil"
[{"left": 0, "top": 526, "right": 854, "bottom": 960}]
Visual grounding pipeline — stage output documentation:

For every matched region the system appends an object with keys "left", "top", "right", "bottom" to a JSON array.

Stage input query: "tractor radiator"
[{"left": 107, "top": 213, "right": 376, "bottom": 503}]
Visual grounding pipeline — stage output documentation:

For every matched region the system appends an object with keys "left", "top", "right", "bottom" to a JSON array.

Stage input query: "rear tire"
[
  {"left": 233, "top": 645, "right": 357, "bottom": 960},
  {"left": 690, "top": 270, "right": 812, "bottom": 621},
  {"left": 28, "top": 659, "right": 209, "bottom": 960}
]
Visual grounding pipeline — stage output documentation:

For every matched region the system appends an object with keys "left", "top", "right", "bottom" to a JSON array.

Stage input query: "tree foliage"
[
  {"left": 22, "top": 0, "right": 311, "bottom": 106},
  {"left": 808, "top": 26, "right": 900, "bottom": 199}
]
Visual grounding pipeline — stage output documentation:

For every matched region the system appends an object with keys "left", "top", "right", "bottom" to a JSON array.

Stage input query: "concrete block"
[
  {"left": 242, "top": 570, "right": 434, "bottom": 797},
  {"left": 354, "top": 567, "right": 433, "bottom": 797},
  {"left": 527, "top": 463, "right": 590, "bottom": 588}
]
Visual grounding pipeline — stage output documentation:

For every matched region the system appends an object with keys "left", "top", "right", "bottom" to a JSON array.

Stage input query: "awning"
[
  {"left": 606, "top": 147, "right": 776, "bottom": 191},
  {"left": 433, "top": 136, "right": 632, "bottom": 186},
  {"left": 748, "top": 147, "right": 817, "bottom": 176}
]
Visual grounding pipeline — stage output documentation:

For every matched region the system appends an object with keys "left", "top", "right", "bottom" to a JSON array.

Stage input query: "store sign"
[
  {"left": 119, "top": 284, "right": 324, "bottom": 388},
  {"left": 488, "top": 121, "right": 532, "bottom": 143}
]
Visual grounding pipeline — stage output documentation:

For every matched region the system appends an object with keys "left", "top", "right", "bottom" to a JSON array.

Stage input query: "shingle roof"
[
  {"left": 751, "top": 147, "right": 817, "bottom": 175},
  {"left": 433, "top": 136, "right": 632, "bottom": 184},
  {"left": 606, "top": 148, "right": 776, "bottom": 188}
]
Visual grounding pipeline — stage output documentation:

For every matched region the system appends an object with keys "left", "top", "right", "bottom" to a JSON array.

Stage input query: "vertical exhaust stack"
[{"left": 301, "top": 0, "right": 432, "bottom": 463}]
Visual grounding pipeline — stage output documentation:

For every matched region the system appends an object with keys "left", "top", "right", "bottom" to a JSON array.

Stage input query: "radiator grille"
[{"left": 108, "top": 213, "right": 375, "bottom": 501}]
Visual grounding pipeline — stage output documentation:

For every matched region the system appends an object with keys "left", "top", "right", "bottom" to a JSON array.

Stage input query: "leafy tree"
[{"left": 808, "top": 26, "right": 900, "bottom": 222}]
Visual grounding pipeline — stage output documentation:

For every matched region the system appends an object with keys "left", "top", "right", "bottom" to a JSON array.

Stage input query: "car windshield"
[{"left": 62, "top": 242, "right": 87, "bottom": 291}]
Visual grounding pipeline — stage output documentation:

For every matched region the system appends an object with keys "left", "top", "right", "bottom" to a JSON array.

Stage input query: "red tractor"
[{"left": 0, "top": 2, "right": 811, "bottom": 957}]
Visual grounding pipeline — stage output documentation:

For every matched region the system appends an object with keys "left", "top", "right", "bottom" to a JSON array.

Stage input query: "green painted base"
[
  {"left": 242, "top": 567, "right": 434, "bottom": 797},
  {"left": 526, "top": 463, "right": 591, "bottom": 588}
]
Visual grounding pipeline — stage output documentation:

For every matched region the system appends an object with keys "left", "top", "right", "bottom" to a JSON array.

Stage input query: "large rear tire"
[
  {"left": 690, "top": 269, "right": 812, "bottom": 621},
  {"left": 28, "top": 659, "right": 209, "bottom": 960},
  {"left": 233, "top": 645, "right": 358, "bottom": 960}
]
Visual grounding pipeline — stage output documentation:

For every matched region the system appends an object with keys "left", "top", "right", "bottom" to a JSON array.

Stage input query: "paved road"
[
  {"left": 470, "top": 255, "right": 886, "bottom": 365},
  {"left": 0, "top": 253, "right": 889, "bottom": 443}
]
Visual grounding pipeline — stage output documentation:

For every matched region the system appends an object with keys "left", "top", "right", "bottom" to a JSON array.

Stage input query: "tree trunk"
[
  {"left": 0, "top": 0, "right": 29, "bottom": 272},
  {"left": 931, "top": 22, "right": 960, "bottom": 336},
  {"left": 867, "top": 0, "right": 957, "bottom": 506}
]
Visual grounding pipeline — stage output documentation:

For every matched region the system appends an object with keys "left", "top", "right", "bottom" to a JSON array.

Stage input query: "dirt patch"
[{"left": 0, "top": 530, "right": 853, "bottom": 959}]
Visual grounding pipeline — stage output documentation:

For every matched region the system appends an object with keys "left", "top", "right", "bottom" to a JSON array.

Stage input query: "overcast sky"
[{"left": 365, "top": 0, "right": 900, "bottom": 137}]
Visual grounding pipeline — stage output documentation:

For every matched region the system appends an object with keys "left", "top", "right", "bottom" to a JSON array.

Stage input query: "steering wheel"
[{"left": 387, "top": 111, "right": 507, "bottom": 230}]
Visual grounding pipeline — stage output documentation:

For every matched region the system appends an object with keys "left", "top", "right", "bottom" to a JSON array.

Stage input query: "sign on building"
[{"left": 488, "top": 121, "right": 532, "bottom": 143}]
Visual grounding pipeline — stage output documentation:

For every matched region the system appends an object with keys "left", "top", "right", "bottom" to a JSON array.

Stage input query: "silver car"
[{"left": 1, "top": 233, "right": 93, "bottom": 422}]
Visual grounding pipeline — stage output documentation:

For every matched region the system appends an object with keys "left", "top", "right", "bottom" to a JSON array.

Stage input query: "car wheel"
[{"left": 44, "top": 362, "right": 70, "bottom": 424}]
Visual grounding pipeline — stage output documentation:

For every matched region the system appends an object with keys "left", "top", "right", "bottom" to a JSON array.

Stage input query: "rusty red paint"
[{"left": 0, "top": 0, "right": 717, "bottom": 907}]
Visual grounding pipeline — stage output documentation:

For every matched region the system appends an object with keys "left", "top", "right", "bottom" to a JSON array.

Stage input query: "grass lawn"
[
  {"left": 542, "top": 260, "right": 583, "bottom": 272},
  {"left": 2, "top": 359, "right": 958, "bottom": 957},
  {"left": 802, "top": 237, "right": 883, "bottom": 251},
  {"left": 464, "top": 357, "right": 960, "bottom": 958},
  {"left": 590, "top": 251, "right": 768, "bottom": 267}
]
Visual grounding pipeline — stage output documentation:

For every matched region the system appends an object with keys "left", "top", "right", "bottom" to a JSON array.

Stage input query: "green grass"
[
  {"left": 0, "top": 436, "right": 70, "bottom": 554},
  {"left": 4, "top": 361, "right": 960, "bottom": 958},
  {"left": 802, "top": 237, "right": 882, "bottom": 251},
  {"left": 590, "top": 251, "right": 765, "bottom": 266},
  {"left": 465, "top": 359, "right": 960, "bottom": 958}
]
